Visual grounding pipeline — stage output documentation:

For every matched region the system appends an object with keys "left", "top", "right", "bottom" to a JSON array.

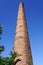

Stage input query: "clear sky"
[{"left": 0, "top": 0, "right": 43, "bottom": 65}]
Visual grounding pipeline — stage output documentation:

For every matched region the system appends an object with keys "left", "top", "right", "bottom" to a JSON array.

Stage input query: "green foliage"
[
  {"left": 0, "top": 56, "right": 3, "bottom": 65},
  {"left": 0, "top": 46, "right": 21, "bottom": 65},
  {"left": 10, "top": 51, "right": 17, "bottom": 59},
  {"left": 0, "top": 46, "right": 4, "bottom": 54},
  {"left": 0, "top": 24, "right": 2, "bottom": 35},
  {"left": 0, "top": 51, "right": 18, "bottom": 65},
  {"left": 0, "top": 25, "right": 21, "bottom": 65},
  {"left": 0, "top": 24, "right": 3, "bottom": 40}
]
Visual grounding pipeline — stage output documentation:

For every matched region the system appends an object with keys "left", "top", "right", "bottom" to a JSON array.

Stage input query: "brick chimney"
[{"left": 14, "top": 2, "right": 33, "bottom": 65}]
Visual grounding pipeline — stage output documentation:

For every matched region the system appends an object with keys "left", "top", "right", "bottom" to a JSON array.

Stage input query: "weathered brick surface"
[{"left": 14, "top": 2, "right": 33, "bottom": 65}]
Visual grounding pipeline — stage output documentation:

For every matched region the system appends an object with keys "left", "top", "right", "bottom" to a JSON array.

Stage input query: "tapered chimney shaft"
[{"left": 14, "top": 2, "right": 33, "bottom": 65}]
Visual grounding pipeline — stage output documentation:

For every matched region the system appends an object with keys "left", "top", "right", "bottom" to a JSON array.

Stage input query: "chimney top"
[{"left": 18, "top": 2, "right": 24, "bottom": 6}]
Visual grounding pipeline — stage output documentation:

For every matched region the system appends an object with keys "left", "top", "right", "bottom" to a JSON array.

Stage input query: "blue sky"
[{"left": 0, "top": 0, "right": 43, "bottom": 65}]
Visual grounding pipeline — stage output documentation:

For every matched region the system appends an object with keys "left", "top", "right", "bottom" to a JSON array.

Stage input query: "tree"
[
  {"left": 0, "top": 24, "right": 21, "bottom": 65},
  {"left": 0, "top": 46, "right": 4, "bottom": 54},
  {"left": 0, "top": 24, "right": 2, "bottom": 40},
  {"left": 0, "top": 46, "right": 21, "bottom": 65},
  {"left": 5, "top": 51, "right": 21, "bottom": 65},
  {"left": 0, "top": 46, "right": 5, "bottom": 65}
]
